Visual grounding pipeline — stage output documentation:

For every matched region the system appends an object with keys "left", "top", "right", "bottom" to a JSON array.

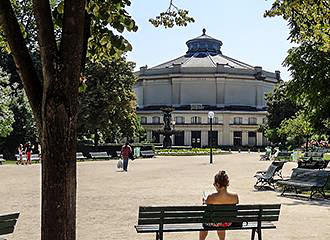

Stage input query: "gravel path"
[{"left": 0, "top": 153, "right": 329, "bottom": 240}]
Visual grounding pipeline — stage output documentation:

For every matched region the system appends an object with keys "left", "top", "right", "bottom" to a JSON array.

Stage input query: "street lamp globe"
[{"left": 208, "top": 111, "right": 215, "bottom": 119}]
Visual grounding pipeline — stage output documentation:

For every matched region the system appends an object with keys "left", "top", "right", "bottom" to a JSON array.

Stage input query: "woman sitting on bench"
[{"left": 200, "top": 171, "right": 239, "bottom": 240}]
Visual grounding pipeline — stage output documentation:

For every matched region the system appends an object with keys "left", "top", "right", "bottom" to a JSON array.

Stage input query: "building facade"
[{"left": 135, "top": 30, "right": 280, "bottom": 147}]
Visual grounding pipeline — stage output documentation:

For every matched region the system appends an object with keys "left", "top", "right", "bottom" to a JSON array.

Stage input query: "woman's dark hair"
[{"left": 214, "top": 171, "right": 229, "bottom": 188}]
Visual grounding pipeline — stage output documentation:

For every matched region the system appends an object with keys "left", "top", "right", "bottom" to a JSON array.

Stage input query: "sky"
[{"left": 124, "top": 0, "right": 294, "bottom": 81}]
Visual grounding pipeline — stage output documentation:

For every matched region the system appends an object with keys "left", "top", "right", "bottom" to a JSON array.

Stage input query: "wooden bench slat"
[
  {"left": 0, "top": 220, "right": 17, "bottom": 229},
  {"left": 0, "top": 226, "right": 14, "bottom": 235},
  {"left": 135, "top": 221, "right": 276, "bottom": 233},
  {"left": 139, "top": 209, "right": 280, "bottom": 219},
  {"left": 0, "top": 213, "right": 19, "bottom": 221},
  {"left": 140, "top": 204, "right": 280, "bottom": 212},
  {"left": 139, "top": 215, "right": 279, "bottom": 225}
]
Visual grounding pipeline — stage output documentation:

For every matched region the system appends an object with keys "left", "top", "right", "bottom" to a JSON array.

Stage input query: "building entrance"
[
  {"left": 174, "top": 131, "right": 184, "bottom": 146},
  {"left": 152, "top": 131, "right": 160, "bottom": 143},
  {"left": 233, "top": 131, "right": 242, "bottom": 146},
  {"left": 191, "top": 131, "right": 201, "bottom": 148}
]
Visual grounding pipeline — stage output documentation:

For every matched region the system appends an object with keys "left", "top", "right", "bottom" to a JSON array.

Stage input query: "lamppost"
[
  {"left": 208, "top": 111, "right": 215, "bottom": 164},
  {"left": 171, "top": 120, "right": 176, "bottom": 145}
]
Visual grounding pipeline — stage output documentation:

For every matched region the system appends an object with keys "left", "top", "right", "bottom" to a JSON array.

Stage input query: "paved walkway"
[{"left": 0, "top": 153, "right": 329, "bottom": 240}]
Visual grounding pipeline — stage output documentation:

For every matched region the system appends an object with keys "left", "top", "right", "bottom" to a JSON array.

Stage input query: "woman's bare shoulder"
[{"left": 228, "top": 192, "right": 239, "bottom": 203}]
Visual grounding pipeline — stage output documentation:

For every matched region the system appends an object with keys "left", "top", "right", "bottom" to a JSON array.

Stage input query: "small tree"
[
  {"left": 264, "top": 82, "right": 298, "bottom": 144},
  {"left": 279, "top": 112, "right": 314, "bottom": 151}
]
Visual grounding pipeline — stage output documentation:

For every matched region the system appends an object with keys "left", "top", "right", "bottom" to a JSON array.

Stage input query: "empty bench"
[
  {"left": 0, "top": 212, "right": 19, "bottom": 240},
  {"left": 89, "top": 152, "right": 111, "bottom": 160},
  {"left": 140, "top": 150, "right": 155, "bottom": 158},
  {"left": 277, "top": 168, "right": 330, "bottom": 199},
  {"left": 254, "top": 161, "right": 286, "bottom": 189},
  {"left": 31, "top": 154, "right": 40, "bottom": 163},
  {"left": 298, "top": 152, "right": 328, "bottom": 169},
  {"left": 15, "top": 154, "right": 40, "bottom": 163},
  {"left": 135, "top": 204, "right": 281, "bottom": 240},
  {"left": 76, "top": 152, "right": 87, "bottom": 161}
]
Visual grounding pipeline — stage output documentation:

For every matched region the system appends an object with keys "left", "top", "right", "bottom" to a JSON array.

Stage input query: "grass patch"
[{"left": 156, "top": 148, "right": 231, "bottom": 156}]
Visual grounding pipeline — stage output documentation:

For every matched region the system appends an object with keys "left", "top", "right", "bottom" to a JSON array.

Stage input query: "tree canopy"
[
  {"left": 77, "top": 59, "right": 138, "bottom": 144},
  {"left": 266, "top": 0, "right": 330, "bottom": 138}
]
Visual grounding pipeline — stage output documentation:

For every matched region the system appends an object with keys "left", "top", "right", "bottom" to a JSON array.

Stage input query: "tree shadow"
[{"left": 278, "top": 194, "right": 330, "bottom": 207}]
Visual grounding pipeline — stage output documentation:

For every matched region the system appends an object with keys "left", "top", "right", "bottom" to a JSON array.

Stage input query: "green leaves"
[
  {"left": 86, "top": 0, "right": 138, "bottom": 63},
  {"left": 266, "top": 1, "right": 330, "bottom": 138},
  {"left": 279, "top": 111, "right": 314, "bottom": 140},
  {"left": 265, "top": 0, "right": 330, "bottom": 52},
  {"left": 77, "top": 58, "right": 139, "bottom": 143},
  {"left": 150, "top": 0, "right": 194, "bottom": 28},
  {"left": 0, "top": 67, "right": 14, "bottom": 137}
]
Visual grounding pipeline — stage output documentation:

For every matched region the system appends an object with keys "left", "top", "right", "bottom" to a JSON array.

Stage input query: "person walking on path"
[
  {"left": 24, "top": 142, "right": 32, "bottom": 165},
  {"left": 200, "top": 171, "right": 239, "bottom": 240},
  {"left": 17, "top": 144, "right": 24, "bottom": 165},
  {"left": 120, "top": 142, "right": 132, "bottom": 172}
]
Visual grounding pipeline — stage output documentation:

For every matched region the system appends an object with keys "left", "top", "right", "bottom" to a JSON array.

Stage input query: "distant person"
[
  {"left": 120, "top": 142, "right": 132, "bottom": 172},
  {"left": 200, "top": 171, "right": 239, "bottom": 240},
  {"left": 17, "top": 144, "right": 24, "bottom": 165},
  {"left": 25, "top": 142, "right": 32, "bottom": 165}
]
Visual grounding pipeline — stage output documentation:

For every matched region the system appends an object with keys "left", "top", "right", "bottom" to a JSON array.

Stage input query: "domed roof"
[
  {"left": 139, "top": 29, "right": 280, "bottom": 81},
  {"left": 150, "top": 29, "right": 254, "bottom": 70},
  {"left": 185, "top": 28, "right": 223, "bottom": 56}
]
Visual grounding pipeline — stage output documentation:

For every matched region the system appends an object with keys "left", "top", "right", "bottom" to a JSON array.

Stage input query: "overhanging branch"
[{"left": 0, "top": 0, "right": 43, "bottom": 128}]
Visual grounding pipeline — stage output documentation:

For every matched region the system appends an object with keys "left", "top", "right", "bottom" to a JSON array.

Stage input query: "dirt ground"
[{"left": 1, "top": 153, "right": 329, "bottom": 240}]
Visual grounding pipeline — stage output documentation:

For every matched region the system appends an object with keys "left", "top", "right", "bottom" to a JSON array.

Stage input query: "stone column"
[
  {"left": 185, "top": 130, "right": 191, "bottom": 146},
  {"left": 257, "top": 132, "right": 263, "bottom": 146},
  {"left": 201, "top": 130, "right": 208, "bottom": 147},
  {"left": 242, "top": 131, "right": 248, "bottom": 146}
]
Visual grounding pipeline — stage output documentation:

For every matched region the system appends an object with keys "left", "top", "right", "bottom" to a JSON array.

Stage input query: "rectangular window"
[{"left": 234, "top": 117, "right": 242, "bottom": 124}]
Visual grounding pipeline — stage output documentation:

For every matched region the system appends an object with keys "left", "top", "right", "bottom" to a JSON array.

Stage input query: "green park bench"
[
  {"left": 89, "top": 151, "right": 111, "bottom": 160},
  {"left": 140, "top": 150, "right": 155, "bottom": 158},
  {"left": 0, "top": 212, "right": 19, "bottom": 240},
  {"left": 277, "top": 168, "right": 330, "bottom": 199},
  {"left": 76, "top": 152, "right": 87, "bottom": 161},
  {"left": 135, "top": 204, "right": 281, "bottom": 240},
  {"left": 254, "top": 161, "right": 286, "bottom": 189}
]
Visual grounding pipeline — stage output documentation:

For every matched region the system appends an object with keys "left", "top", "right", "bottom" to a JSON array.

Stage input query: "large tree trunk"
[
  {"left": 1, "top": 1, "right": 86, "bottom": 239},
  {"left": 41, "top": 89, "right": 77, "bottom": 239}
]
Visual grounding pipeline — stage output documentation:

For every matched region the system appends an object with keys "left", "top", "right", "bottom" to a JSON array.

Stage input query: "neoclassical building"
[{"left": 135, "top": 30, "right": 280, "bottom": 147}]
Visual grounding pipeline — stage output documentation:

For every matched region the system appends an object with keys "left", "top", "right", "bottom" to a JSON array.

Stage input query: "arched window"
[
  {"left": 208, "top": 117, "right": 218, "bottom": 124},
  {"left": 152, "top": 116, "right": 160, "bottom": 124},
  {"left": 248, "top": 117, "right": 257, "bottom": 125},
  {"left": 233, "top": 117, "right": 242, "bottom": 124},
  {"left": 191, "top": 116, "right": 201, "bottom": 124},
  {"left": 175, "top": 116, "right": 185, "bottom": 124}
]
